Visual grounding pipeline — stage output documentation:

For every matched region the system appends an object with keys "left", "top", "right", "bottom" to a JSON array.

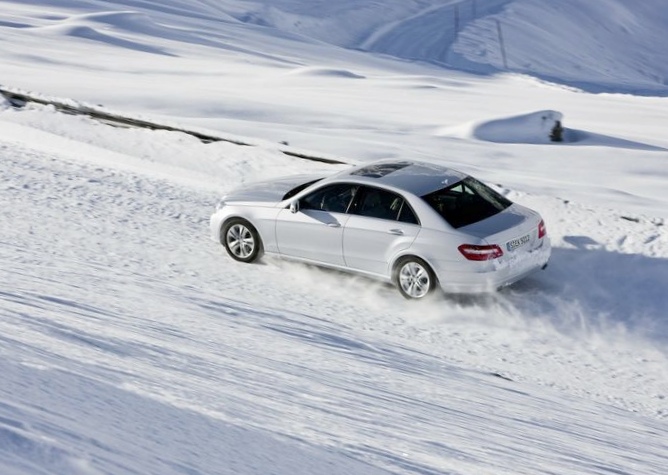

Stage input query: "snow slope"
[
  {"left": 452, "top": 0, "right": 668, "bottom": 94},
  {"left": 1, "top": 0, "right": 668, "bottom": 474},
  {"left": 2, "top": 109, "right": 667, "bottom": 475}
]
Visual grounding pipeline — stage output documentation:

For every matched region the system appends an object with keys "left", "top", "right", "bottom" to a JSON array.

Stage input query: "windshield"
[
  {"left": 282, "top": 178, "right": 324, "bottom": 201},
  {"left": 422, "top": 177, "right": 511, "bottom": 229}
]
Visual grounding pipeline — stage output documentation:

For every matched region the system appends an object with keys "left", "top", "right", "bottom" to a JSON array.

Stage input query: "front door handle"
[
  {"left": 388, "top": 228, "right": 404, "bottom": 235},
  {"left": 327, "top": 222, "right": 341, "bottom": 228}
]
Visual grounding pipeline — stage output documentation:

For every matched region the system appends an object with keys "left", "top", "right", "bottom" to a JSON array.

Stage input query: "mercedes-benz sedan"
[{"left": 210, "top": 160, "right": 550, "bottom": 299}]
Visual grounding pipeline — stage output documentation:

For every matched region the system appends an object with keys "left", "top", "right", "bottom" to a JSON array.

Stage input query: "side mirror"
[{"left": 289, "top": 200, "right": 300, "bottom": 214}]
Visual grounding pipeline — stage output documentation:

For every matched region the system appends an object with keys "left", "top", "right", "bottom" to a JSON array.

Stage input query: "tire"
[
  {"left": 393, "top": 256, "right": 437, "bottom": 300},
  {"left": 222, "top": 218, "right": 263, "bottom": 263}
]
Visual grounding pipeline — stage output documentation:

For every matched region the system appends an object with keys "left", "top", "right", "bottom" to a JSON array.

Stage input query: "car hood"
[{"left": 222, "top": 174, "right": 324, "bottom": 203}]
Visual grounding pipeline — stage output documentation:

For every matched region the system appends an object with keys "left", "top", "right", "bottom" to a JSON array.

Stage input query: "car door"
[
  {"left": 343, "top": 186, "right": 421, "bottom": 276},
  {"left": 275, "top": 183, "right": 358, "bottom": 266}
]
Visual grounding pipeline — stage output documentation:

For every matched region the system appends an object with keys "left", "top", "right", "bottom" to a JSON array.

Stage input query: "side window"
[
  {"left": 397, "top": 201, "right": 419, "bottom": 224},
  {"left": 300, "top": 184, "right": 357, "bottom": 213},
  {"left": 354, "top": 187, "right": 418, "bottom": 224}
]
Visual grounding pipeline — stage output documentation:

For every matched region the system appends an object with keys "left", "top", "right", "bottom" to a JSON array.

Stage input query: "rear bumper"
[{"left": 435, "top": 238, "right": 551, "bottom": 294}]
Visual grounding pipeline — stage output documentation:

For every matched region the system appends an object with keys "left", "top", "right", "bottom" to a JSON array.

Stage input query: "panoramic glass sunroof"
[{"left": 350, "top": 162, "right": 410, "bottom": 178}]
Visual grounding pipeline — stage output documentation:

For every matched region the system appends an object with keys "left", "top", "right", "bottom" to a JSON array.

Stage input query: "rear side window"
[
  {"left": 398, "top": 202, "right": 419, "bottom": 224},
  {"left": 352, "top": 187, "right": 419, "bottom": 224},
  {"left": 422, "top": 177, "right": 511, "bottom": 228}
]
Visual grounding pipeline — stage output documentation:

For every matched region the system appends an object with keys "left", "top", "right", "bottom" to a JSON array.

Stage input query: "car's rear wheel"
[
  {"left": 222, "top": 218, "right": 262, "bottom": 263},
  {"left": 394, "top": 257, "right": 437, "bottom": 300}
]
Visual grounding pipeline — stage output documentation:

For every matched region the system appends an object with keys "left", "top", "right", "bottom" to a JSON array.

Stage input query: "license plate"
[{"left": 507, "top": 233, "right": 530, "bottom": 251}]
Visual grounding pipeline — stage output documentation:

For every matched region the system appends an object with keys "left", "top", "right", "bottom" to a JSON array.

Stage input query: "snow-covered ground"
[{"left": 1, "top": 0, "right": 667, "bottom": 474}]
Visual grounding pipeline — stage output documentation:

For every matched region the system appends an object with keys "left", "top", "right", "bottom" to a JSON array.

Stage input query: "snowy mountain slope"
[
  {"left": 452, "top": 0, "right": 668, "bottom": 94},
  {"left": 1, "top": 0, "right": 668, "bottom": 473},
  {"left": 190, "top": 0, "right": 668, "bottom": 94},
  {"left": 1, "top": 106, "right": 667, "bottom": 474}
]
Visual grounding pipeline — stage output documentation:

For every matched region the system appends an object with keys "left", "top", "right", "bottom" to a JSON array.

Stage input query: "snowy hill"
[
  {"left": 1, "top": 1, "right": 668, "bottom": 474},
  {"left": 240, "top": 0, "right": 668, "bottom": 94}
]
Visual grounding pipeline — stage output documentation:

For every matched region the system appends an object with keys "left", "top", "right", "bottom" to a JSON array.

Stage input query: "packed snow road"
[{"left": 1, "top": 112, "right": 667, "bottom": 474}]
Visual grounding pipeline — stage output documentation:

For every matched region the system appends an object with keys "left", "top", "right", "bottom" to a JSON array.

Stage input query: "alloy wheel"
[
  {"left": 226, "top": 224, "right": 255, "bottom": 259},
  {"left": 398, "top": 261, "right": 431, "bottom": 299}
]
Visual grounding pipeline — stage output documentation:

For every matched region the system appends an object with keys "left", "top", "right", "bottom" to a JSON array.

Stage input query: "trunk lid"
[{"left": 461, "top": 203, "right": 544, "bottom": 255}]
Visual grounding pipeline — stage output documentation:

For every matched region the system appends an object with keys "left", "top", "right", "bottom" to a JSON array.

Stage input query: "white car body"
[{"left": 210, "top": 160, "right": 551, "bottom": 296}]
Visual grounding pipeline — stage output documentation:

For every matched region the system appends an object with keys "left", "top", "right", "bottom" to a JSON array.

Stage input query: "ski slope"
[{"left": 1, "top": 0, "right": 668, "bottom": 474}]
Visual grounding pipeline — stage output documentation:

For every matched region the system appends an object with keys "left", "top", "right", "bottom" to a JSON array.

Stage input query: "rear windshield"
[{"left": 422, "top": 177, "right": 511, "bottom": 229}]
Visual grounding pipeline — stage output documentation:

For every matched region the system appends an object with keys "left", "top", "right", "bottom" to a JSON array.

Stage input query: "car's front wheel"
[
  {"left": 394, "top": 257, "right": 437, "bottom": 300},
  {"left": 222, "top": 218, "right": 263, "bottom": 263}
]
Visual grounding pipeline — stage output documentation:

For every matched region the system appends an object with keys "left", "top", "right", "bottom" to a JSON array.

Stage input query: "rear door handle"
[
  {"left": 388, "top": 228, "right": 404, "bottom": 235},
  {"left": 327, "top": 222, "right": 341, "bottom": 228}
]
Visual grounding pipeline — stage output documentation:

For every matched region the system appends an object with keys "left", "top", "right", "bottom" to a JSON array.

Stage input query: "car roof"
[{"left": 335, "top": 160, "right": 468, "bottom": 196}]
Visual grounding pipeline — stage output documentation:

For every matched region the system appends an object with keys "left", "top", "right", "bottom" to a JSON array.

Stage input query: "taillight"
[
  {"left": 458, "top": 244, "right": 503, "bottom": 261},
  {"left": 538, "top": 219, "right": 547, "bottom": 239}
]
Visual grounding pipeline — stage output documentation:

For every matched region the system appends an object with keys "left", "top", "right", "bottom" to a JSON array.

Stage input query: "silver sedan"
[{"left": 210, "top": 160, "right": 551, "bottom": 299}]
